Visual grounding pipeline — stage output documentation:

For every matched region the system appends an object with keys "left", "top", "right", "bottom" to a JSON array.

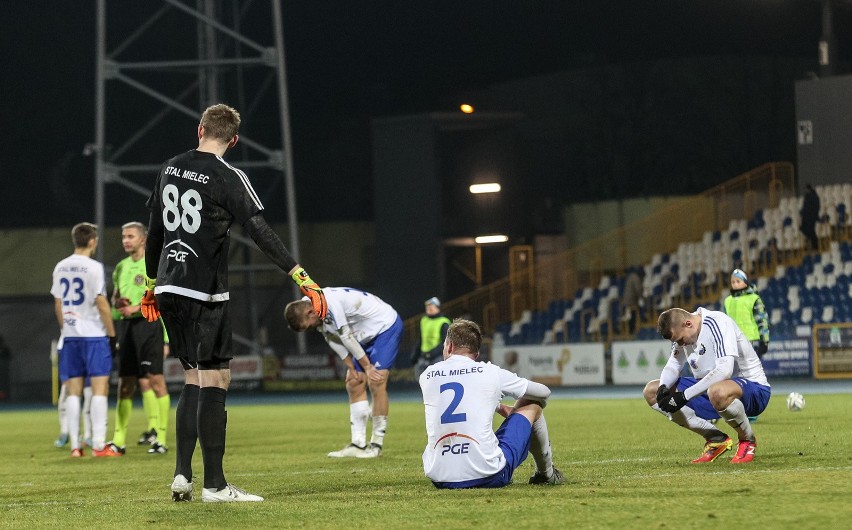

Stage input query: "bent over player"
[
  {"left": 419, "top": 319, "right": 564, "bottom": 488},
  {"left": 644, "top": 307, "right": 771, "bottom": 464},
  {"left": 285, "top": 287, "right": 402, "bottom": 458},
  {"left": 143, "top": 103, "right": 327, "bottom": 502}
]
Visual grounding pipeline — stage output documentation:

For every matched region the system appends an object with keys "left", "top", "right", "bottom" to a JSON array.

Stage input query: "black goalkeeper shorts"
[
  {"left": 157, "top": 293, "right": 232, "bottom": 370},
  {"left": 117, "top": 318, "right": 165, "bottom": 377}
]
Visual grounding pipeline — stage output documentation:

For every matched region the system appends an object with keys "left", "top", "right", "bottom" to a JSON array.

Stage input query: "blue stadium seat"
[
  {"left": 732, "top": 249, "right": 742, "bottom": 266},
  {"left": 569, "top": 321, "right": 581, "bottom": 341}
]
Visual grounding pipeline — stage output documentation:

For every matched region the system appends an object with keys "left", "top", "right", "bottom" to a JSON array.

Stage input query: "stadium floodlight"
[
  {"left": 474, "top": 235, "right": 509, "bottom": 244},
  {"left": 469, "top": 183, "right": 501, "bottom": 194}
]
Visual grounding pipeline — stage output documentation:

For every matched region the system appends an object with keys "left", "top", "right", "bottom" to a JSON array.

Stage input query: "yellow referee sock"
[
  {"left": 141, "top": 389, "right": 159, "bottom": 433},
  {"left": 112, "top": 398, "right": 132, "bottom": 448}
]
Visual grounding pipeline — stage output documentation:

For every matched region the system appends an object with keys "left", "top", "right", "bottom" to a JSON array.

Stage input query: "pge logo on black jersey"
[{"left": 168, "top": 249, "right": 190, "bottom": 262}]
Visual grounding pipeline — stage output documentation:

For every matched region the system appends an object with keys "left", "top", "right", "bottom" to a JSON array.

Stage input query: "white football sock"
[
  {"left": 90, "top": 395, "right": 108, "bottom": 451},
  {"left": 370, "top": 415, "right": 387, "bottom": 447},
  {"left": 718, "top": 399, "right": 754, "bottom": 441},
  {"left": 57, "top": 384, "right": 68, "bottom": 435},
  {"left": 529, "top": 413, "right": 553, "bottom": 476},
  {"left": 82, "top": 386, "right": 93, "bottom": 441},
  {"left": 669, "top": 406, "right": 724, "bottom": 440},
  {"left": 66, "top": 395, "right": 81, "bottom": 450},
  {"left": 349, "top": 400, "right": 370, "bottom": 448}
]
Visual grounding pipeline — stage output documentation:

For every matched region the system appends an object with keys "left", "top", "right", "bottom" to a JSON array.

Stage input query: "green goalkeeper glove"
[{"left": 291, "top": 267, "right": 327, "bottom": 319}]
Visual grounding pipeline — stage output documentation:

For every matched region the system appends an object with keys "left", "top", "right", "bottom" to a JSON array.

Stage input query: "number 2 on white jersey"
[
  {"left": 440, "top": 382, "right": 467, "bottom": 424},
  {"left": 162, "top": 184, "right": 202, "bottom": 233}
]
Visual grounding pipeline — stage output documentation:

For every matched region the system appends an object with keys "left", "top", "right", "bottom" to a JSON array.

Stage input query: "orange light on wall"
[{"left": 460, "top": 103, "right": 474, "bottom": 114}]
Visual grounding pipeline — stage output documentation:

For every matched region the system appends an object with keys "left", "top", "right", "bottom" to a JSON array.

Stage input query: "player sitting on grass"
[
  {"left": 644, "top": 307, "right": 771, "bottom": 464},
  {"left": 419, "top": 318, "right": 565, "bottom": 488}
]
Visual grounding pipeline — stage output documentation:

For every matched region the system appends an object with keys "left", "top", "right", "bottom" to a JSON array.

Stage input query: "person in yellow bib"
[
  {"left": 724, "top": 269, "right": 770, "bottom": 359},
  {"left": 413, "top": 297, "right": 451, "bottom": 379},
  {"left": 724, "top": 268, "right": 770, "bottom": 423},
  {"left": 104, "top": 221, "right": 171, "bottom": 456}
]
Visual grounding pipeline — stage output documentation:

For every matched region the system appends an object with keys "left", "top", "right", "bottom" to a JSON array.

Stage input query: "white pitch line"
[
  {"left": 566, "top": 457, "right": 654, "bottom": 465},
  {"left": 602, "top": 464, "right": 852, "bottom": 481}
]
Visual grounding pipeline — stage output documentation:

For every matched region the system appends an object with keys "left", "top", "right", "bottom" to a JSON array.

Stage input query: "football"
[{"left": 786, "top": 391, "right": 805, "bottom": 412}]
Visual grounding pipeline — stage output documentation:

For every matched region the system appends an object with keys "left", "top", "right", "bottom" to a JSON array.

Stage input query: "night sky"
[{"left": 1, "top": 1, "right": 847, "bottom": 228}]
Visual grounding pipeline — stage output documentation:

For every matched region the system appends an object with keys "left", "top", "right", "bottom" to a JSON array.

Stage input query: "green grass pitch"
[{"left": 1, "top": 393, "right": 850, "bottom": 528}]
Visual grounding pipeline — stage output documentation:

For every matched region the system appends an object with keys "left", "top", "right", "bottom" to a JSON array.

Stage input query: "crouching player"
[
  {"left": 644, "top": 307, "right": 771, "bottom": 464},
  {"left": 419, "top": 319, "right": 564, "bottom": 488}
]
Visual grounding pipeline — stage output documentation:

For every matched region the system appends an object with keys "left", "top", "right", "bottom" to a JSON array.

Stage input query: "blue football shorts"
[
  {"left": 433, "top": 412, "right": 532, "bottom": 489},
  {"left": 353, "top": 315, "right": 402, "bottom": 372},
  {"left": 59, "top": 337, "right": 112, "bottom": 380},
  {"left": 677, "top": 376, "right": 771, "bottom": 419}
]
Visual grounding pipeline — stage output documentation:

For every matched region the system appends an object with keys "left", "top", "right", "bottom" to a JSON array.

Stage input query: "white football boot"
[
  {"left": 327, "top": 443, "right": 368, "bottom": 458},
  {"left": 171, "top": 474, "right": 193, "bottom": 502},
  {"left": 201, "top": 483, "right": 264, "bottom": 502},
  {"left": 355, "top": 443, "right": 382, "bottom": 458}
]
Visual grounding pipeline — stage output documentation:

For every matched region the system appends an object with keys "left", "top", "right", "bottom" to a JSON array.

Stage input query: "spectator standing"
[
  {"left": 800, "top": 184, "right": 820, "bottom": 250},
  {"left": 412, "top": 297, "right": 451, "bottom": 378}
]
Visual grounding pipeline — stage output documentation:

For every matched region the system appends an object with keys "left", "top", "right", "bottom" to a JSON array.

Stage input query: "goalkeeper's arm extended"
[{"left": 243, "top": 213, "right": 327, "bottom": 319}]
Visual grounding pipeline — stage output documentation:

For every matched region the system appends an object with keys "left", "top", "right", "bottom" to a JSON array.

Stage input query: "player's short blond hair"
[
  {"left": 200, "top": 104, "right": 240, "bottom": 142},
  {"left": 121, "top": 221, "right": 147, "bottom": 236},
  {"left": 284, "top": 300, "right": 312, "bottom": 331}
]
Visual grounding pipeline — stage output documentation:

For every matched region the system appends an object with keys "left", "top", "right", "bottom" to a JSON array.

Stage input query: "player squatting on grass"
[{"left": 645, "top": 307, "right": 771, "bottom": 464}]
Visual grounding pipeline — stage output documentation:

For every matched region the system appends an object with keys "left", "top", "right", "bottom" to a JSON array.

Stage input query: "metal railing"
[{"left": 402, "top": 162, "right": 797, "bottom": 351}]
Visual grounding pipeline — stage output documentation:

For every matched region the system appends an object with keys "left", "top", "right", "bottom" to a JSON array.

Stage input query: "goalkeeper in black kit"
[{"left": 142, "top": 103, "right": 327, "bottom": 502}]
